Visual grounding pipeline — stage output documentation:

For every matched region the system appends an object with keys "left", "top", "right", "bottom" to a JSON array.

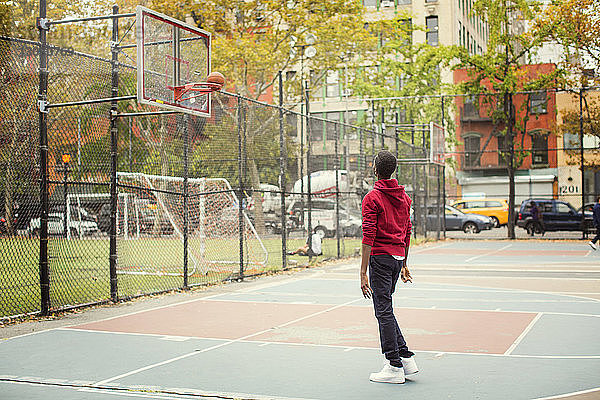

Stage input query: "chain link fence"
[{"left": 0, "top": 36, "right": 446, "bottom": 319}]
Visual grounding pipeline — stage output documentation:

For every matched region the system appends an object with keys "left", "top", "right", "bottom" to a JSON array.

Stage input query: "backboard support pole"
[{"left": 109, "top": 5, "right": 120, "bottom": 303}]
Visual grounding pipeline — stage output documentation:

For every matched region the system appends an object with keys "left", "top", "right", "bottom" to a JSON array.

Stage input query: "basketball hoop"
[
  {"left": 173, "top": 81, "right": 222, "bottom": 103},
  {"left": 172, "top": 71, "right": 225, "bottom": 103}
]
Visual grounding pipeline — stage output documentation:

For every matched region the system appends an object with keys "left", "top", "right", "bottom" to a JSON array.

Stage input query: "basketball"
[{"left": 206, "top": 71, "right": 225, "bottom": 87}]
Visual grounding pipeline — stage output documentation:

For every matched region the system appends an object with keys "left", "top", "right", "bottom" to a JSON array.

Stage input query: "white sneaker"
[
  {"left": 589, "top": 242, "right": 598, "bottom": 250},
  {"left": 369, "top": 364, "right": 405, "bottom": 384},
  {"left": 382, "top": 355, "right": 419, "bottom": 375},
  {"left": 401, "top": 356, "right": 419, "bottom": 375}
]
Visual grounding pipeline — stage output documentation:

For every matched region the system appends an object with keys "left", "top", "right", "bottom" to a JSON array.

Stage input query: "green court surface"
[{"left": 1, "top": 239, "right": 599, "bottom": 400}]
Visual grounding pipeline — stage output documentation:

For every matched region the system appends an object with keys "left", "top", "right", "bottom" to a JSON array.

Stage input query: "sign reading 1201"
[{"left": 559, "top": 185, "right": 580, "bottom": 195}]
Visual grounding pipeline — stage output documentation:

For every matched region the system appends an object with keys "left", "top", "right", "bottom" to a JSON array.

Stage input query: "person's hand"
[
  {"left": 360, "top": 272, "right": 372, "bottom": 299},
  {"left": 401, "top": 265, "right": 412, "bottom": 283}
]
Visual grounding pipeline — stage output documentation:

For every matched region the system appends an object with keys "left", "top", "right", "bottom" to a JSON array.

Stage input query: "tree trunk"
[{"left": 507, "top": 93, "right": 516, "bottom": 239}]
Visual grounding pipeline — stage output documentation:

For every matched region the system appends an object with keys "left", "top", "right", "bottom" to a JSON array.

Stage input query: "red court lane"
[
  {"left": 253, "top": 306, "right": 537, "bottom": 354},
  {"left": 69, "top": 301, "right": 536, "bottom": 354},
  {"left": 68, "top": 300, "right": 331, "bottom": 339}
]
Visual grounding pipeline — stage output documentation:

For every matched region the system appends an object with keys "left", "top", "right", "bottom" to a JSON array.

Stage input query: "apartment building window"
[
  {"left": 464, "top": 133, "right": 481, "bottom": 167},
  {"left": 326, "top": 70, "right": 340, "bottom": 98},
  {"left": 286, "top": 114, "right": 298, "bottom": 139},
  {"left": 398, "top": 18, "right": 412, "bottom": 45},
  {"left": 426, "top": 16, "right": 439, "bottom": 46},
  {"left": 363, "top": 0, "right": 377, "bottom": 7},
  {"left": 325, "top": 112, "right": 340, "bottom": 141},
  {"left": 463, "top": 95, "right": 479, "bottom": 118},
  {"left": 459, "top": 21, "right": 462, "bottom": 46},
  {"left": 529, "top": 91, "right": 548, "bottom": 114},
  {"left": 530, "top": 130, "right": 549, "bottom": 165},
  {"left": 496, "top": 134, "right": 509, "bottom": 165},
  {"left": 309, "top": 113, "right": 324, "bottom": 142},
  {"left": 563, "top": 129, "right": 578, "bottom": 150},
  {"left": 343, "top": 110, "right": 359, "bottom": 140}
]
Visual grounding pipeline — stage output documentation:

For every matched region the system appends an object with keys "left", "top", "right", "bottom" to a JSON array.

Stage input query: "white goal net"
[{"left": 115, "top": 172, "right": 268, "bottom": 279}]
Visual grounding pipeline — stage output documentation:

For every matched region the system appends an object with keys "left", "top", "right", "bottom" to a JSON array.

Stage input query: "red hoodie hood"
[{"left": 374, "top": 179, "right": 407, "bottom": 205}]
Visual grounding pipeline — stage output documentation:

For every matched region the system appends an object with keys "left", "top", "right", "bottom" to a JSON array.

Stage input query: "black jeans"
[
  {"left": 369, "top": 254, "right": 414, "bottom": 367},
  {"left": 592, "top": 227, "right": 600, "bottom": 244}
]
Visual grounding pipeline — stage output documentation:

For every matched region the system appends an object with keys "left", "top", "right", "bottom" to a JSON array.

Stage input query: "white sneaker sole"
[
  {"left": 369, "top": 375, "right": 405, "bottom": 384},
  {"left": 401, "top": 358, "right": 419, "bottom": 375}
]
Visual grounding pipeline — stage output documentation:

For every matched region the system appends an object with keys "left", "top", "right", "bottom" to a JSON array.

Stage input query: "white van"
[{"left": 286, "top": 198, "right": 361, "bottom": 237}]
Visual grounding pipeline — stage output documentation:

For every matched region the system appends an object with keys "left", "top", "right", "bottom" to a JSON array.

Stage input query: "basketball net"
[{"left": 173, "top": 82, "right": 222, "bottom": 103}]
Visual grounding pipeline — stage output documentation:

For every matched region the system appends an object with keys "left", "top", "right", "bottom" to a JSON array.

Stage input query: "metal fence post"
[
  {"left": 436, "top": 164, "right": 441, "bottom": 240},
  {"left": 37, "top": 0, "right": 51, "bottom": 315},
  {"left": 359, "top": 128, "right": 364, "bottom": 194},
  {"left": 278, "top": 72, "right": 287, "bottom": 270},
  {"left": 579, "top": 88, "right": 586, "bottom": 239},
  {"left": 305, "top": 82, "right": 313, "bottom": 261},
  {"left": 109, "top": 5, "right": 119, "bottom": 302},
  {"left": 183, "top": 114, "right": 189, "bottom": 289},
  {"left": 334, "top": 123, "right": 340, "bottom": 258},
  {"left": 443, "top": 164, "right": 447, "bottom": 238},
  {"left": 237, "top": 97, "right": 245, "bottom": 280}
]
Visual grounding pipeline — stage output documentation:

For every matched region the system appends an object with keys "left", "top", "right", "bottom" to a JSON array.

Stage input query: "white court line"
[
  {"left": 256, "top": 277, "right": 600, "bottom": 302},
  {"left": 532, "top": 387, "right": 600, "bottom": 400},
  {"left": 195, "top": 298, "right": 600, "bottom": 317},
  {"left": 410, "top": 242, "right": 452, "bottom": 254},
  {"left": 44, "top": 329, "right": 600, "bottom": 359},
  {"left": 504, "top": 312, "right": 544, "bottom": 355},
  {"left": 78, "top": 388, "right": 195, "bottom": 399},
  {"left": 0, "top": 379, "right": 317, "bottom": 400},
  {"left": 3, "top": 275, "right": 319, "bottom": 343},
  {"left": 1, "top": 292, "right": 230, "bottom": 343},
  {"left": 412, "top": 274, "right": 600, "bottom": 281},
  {"left": 464, "top": 243, "right": 513, "bottom": 263},
  {"left": 235, "top": 275, "right": 317, "bottom": 293},
  {"left": 229, "top": 291, "right": 598, "bottom": 304},
  {"left": 93, "top": 298, "right": 362, "bottom": 386}
]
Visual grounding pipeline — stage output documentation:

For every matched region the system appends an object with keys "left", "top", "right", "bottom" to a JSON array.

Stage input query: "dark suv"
[{"left": 517, "top": 199, "right": 587, "bottom": 233}]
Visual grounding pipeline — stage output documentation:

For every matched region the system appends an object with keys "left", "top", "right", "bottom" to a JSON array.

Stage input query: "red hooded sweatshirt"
[{"left": 361, "top": 179, "right": 412, "bottom": 257}]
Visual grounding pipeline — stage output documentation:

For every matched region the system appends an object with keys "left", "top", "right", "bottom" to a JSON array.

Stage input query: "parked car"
[
  {"left": 451, "top": 198, "right": 509, "bottom": 227},
  {"left": 27, "top": 212, "right": 99, "bottom": 237},
  {"left": 286, "top": 198, "right": 362, "bottom": 237},
  {"left": 424, "top": 205, "right": 493, "bottom": 233},
  {"left": 577, "top": 203, "right": 596, "bottom": 233},
  {"left": 517, "top": 199, "right": 587, "bottom": 233}
]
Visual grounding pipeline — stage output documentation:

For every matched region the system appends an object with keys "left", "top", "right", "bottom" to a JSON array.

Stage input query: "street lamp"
[{"left": 62, "top": 153, "right": 70, "bottom": 238}]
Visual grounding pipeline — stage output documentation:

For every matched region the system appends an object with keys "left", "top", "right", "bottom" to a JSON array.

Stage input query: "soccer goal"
[{"left": 116, "top": 172, "right": 268, "bottom": 278}]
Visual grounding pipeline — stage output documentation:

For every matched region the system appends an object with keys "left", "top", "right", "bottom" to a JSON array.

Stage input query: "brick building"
[{"left": 453, "top": 63, "right": 559, "bottom": 202}]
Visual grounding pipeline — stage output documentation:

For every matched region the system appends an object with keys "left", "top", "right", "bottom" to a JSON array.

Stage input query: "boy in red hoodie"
[{"left": 360, "top": 150, "right": 417, "bottom": 384}]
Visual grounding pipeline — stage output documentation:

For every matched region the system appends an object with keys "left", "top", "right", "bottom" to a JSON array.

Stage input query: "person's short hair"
[{"left": 374, "top": 151, "right": 397, "bottom": 179}]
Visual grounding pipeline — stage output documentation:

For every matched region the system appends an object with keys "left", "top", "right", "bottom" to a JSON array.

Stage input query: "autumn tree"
[
  {"left": 536, "top": 0, "right": 600, "bottom": 177},
  {"left": 352, "top": 15, "right": 456, "bottom": 131},
  {"left": 454, "top": 0, "right": 563, "bottom": 239},
  {"left": 536, "top": 0, "right": 599, "bottom": 84}
]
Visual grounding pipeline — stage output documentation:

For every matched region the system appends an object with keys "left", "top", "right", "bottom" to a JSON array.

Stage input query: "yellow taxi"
[{"left": 450, "top": 198, "right": 509, "bottom": 228}]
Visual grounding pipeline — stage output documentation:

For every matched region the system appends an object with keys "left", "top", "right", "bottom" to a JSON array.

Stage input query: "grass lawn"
[{"left": 0, "top": 235, "right": 365, "bottom": 318}]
